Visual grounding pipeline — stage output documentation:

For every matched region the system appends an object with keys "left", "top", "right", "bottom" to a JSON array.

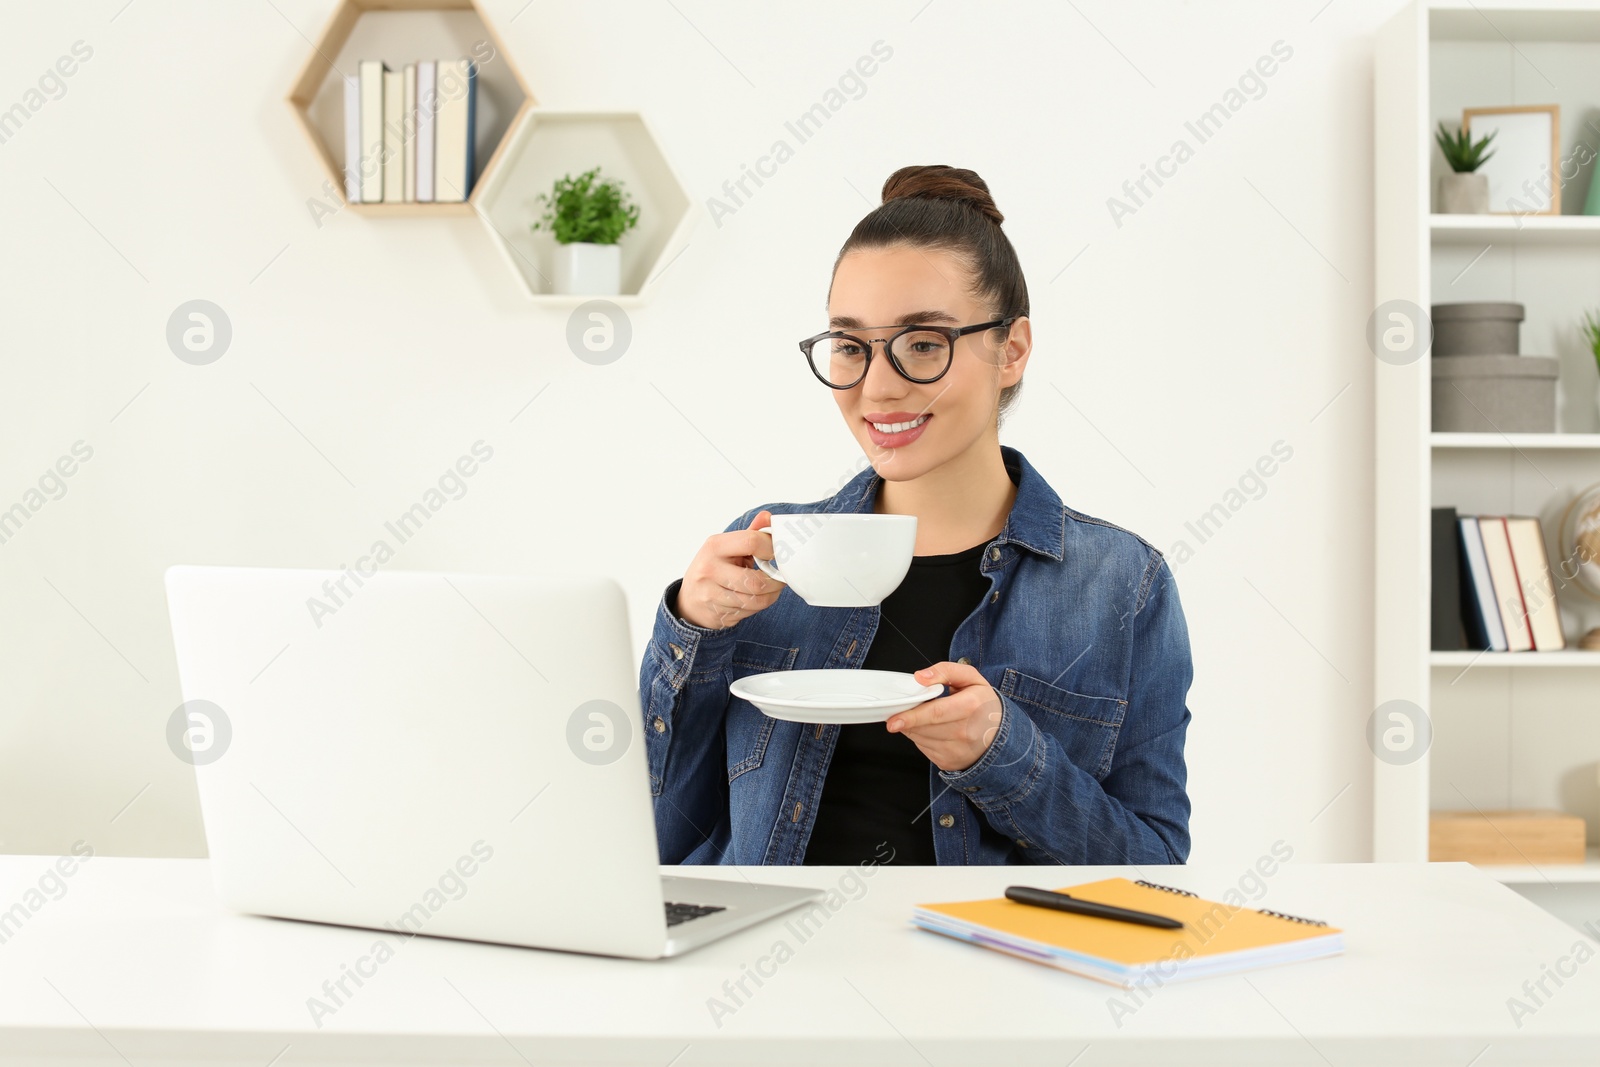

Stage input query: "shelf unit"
[
  {"left": 474, "top": 110, "right": 693, "bottom": 304},
  {"left": 282, "top": 0, "right": 692, "bottom": 302},
  {"left": 287, "top": 0, "right": 533, "bottom": 217},
  {"left": 1375, "top": 2, "right": 1600, "bottom": 884}
]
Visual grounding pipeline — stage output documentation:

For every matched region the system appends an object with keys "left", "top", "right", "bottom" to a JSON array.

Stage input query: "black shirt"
[{"left": 801, "top": 539, "right": 992, "bottom": 866}]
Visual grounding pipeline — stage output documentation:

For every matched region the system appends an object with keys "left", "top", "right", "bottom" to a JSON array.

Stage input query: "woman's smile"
[{"left": 865, "top": 411, "right": 932, "bottom": 448}]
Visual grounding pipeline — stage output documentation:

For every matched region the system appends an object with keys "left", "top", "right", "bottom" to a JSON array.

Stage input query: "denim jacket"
[{"left": 638, "top": 445, "right": 1193, "bottom": 866}]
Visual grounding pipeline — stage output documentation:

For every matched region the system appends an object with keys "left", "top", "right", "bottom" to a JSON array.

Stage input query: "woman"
[{"left": 639, "top": 165, "right": 1192, "bottom": 866}]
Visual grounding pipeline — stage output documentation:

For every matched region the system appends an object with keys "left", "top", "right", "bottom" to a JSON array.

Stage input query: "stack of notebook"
[{"left": 911, "top": 877, "right": 1343, "bottom": 988}]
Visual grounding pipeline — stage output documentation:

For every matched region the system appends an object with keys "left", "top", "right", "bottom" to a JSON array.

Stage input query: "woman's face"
[{"left": 827, "top": 244, "right": 1030, "bottom": 482}]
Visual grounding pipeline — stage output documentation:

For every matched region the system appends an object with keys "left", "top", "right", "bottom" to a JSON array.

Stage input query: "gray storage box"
[
  {"left": 1431, "top": 354, "right": 1557, "bottom": 432},
  {"left": 1432, "top": 302, "right": 1524, "bottom": 356}
]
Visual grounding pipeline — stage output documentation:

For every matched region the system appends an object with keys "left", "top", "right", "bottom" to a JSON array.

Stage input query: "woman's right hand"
[{"left": 674, "top": 510, "right": 786, "bottom": 630}]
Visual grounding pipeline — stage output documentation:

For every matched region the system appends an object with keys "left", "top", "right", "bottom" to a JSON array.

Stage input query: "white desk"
[{"left": 1, "top": 857, "right": 1597, "bottom": 1065}]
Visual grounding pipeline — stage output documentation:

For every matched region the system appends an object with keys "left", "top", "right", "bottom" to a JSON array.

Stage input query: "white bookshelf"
[{"left": 1375, "top": 2, "right": 1600, "bottom": 887}]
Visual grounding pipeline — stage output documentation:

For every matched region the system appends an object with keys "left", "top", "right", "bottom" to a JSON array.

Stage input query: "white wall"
[{"left": 0, "top": 0, "right": 1403, "bottom": 864}]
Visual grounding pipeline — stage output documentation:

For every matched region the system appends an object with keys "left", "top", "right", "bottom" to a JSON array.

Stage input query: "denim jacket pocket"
[
  {"left": 998, "top": 668, "right": 1127, "bottom": 780},
  {"left": 726, "top": 639, "right": 798, "bottom": 782}
]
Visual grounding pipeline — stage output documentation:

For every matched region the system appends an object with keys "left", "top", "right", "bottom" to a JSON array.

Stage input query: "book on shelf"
[
  {"left": 433, "top": 58, "right": 478, "bottom": 203},
  {"left": 1456, "top": 515, "right": 1507, "bottom": 651},
  {"left": 416, "top": 61, "right": 436, "bottom": 203},
  {"left": 357, "top": 60, "right": 385, "bottom": 203},
  {"left": 1505, "top": 517, "right": 1565, "bottom": 650},
  {"left": 1431, "top": 507, "right": 1467, "bottom": 651},
  {"left": 1477, "top": 517, "right": 1533, "bottom": 651},
  {"left": 381, "top": 66, "right": 404, "bottom": 203},
  {"left": 343, "top": 57, "right": 477, "bottom": 206},
  {"left": 341, "top": 74, "right": 360, "bottom": 201},
  {"left": 403, "top": 63, "right": 417, "bottom": 203},
  {"left": 1433, "top": 513, "right": 1565, "bottom": 653}
]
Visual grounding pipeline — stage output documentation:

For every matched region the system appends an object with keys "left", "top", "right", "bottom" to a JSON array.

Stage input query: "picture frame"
[{"left": 1462, "top": 104, "right": 1561, "bottom": 215}]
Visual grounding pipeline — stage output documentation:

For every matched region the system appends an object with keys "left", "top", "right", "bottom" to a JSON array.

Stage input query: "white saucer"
[{"left": 729, "top": 669, "right": 945, "bottom": 724}]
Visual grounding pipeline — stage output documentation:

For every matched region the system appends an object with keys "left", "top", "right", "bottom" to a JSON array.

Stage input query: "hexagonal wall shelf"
[
  {"left": 474, "top": 110, "right": 693, "bottom": 302},
  {"left": 287, "top": 0, "right": 533, "bottom": 216}
]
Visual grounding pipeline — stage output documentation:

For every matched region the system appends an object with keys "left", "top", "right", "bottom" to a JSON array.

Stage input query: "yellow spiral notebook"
[{"left": 911, "top": 877, "right": 1343, "bottom": 988}]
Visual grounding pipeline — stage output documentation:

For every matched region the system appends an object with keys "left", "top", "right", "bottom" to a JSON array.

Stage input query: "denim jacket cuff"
[
  {"left": 937, "top": 691, "right": 1043, "bottom": 808},
  {"left": 649, "top": 578, "right": 742, "bottom": 690}
]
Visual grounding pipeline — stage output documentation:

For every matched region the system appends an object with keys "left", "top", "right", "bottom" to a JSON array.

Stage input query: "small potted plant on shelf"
[
  {"left": 1434, "top": 121, "right": 1496, "bottom": 214},
  {"left": 1582, "top": 308, "right": 1600, "bottom": 421},
  {"left": 531, "top": 167, "right": 641, "bottom": 296}
]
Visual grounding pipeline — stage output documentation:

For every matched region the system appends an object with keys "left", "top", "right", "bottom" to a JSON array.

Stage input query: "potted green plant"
[
  {"left": 1434, "top": 121, "right": 1496, "bottom": 214},
  {"left": 1582, "top": 308, "right": 1600, "bottom": 420},
  {"left": 531, "top": 167, "right": 641, "bottom": 296}
]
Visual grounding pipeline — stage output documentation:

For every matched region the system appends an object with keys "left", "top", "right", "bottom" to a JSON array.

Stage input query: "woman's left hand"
[{"left": 886, "top": 661, "right": 1004, "bottom": 773}]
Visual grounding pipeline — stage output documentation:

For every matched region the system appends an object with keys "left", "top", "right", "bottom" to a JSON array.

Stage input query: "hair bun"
[{"left": 880, "top": 165, "right": 1003, "bottom": 225}]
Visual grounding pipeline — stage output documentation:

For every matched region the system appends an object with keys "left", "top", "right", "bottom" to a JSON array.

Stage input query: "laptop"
[{"left": 162, "top": 564, "right": 823, "bottom": 959}]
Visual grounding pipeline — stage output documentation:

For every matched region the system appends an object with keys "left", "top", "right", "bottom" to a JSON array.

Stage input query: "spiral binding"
[
  {"left": 1135, "top": 880, "right": 1328, "bottom": 926},
  {"left": 1256, "top": 908, "right": 1328, "bottom": 927}
]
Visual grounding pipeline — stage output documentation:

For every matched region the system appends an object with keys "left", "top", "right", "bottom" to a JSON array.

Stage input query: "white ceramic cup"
[{"left": 753, "top": 513, "right": 917, "bottom": 607}]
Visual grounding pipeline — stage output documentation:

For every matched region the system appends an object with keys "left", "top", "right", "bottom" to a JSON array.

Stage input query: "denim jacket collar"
[{"left": 825, "top": 444, "right": 1065, "bottom": 562}]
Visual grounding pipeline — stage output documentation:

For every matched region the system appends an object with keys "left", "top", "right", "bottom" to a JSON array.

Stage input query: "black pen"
[{"left": 1004, "top": 886, "right": 1183, "bottom": 929}]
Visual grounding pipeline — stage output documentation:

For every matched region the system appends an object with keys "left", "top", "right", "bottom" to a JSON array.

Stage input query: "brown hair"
[{"left": 832, "top": 165, "right": 1030, "bottom": 426}]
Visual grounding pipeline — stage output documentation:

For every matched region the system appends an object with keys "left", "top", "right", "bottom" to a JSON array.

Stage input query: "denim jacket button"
[
  {"left": 938, "top": 814, "right": 955, "bottom": 828},
  {"left": 957, "top": 656, "right": 970, "bottom": 665},
  {"left": 653, "top": 717, "right": 666, "bottom": 733},
  {"left": 988, "top": 546, "right": 1001, "bottom": 561},
  {"left": 988, "top": 590, "right": 999, "bottom": 604},
  {"left": 668, "top": 642, "right": 684, "bottom": 660}
]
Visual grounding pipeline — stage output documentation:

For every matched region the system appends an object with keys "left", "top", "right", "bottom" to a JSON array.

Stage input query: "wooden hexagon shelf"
[
  {"left": 287, "top": 0, "right": 533, "bottom": 217},
  {"left": 474, "top": 110, "right": 693, "bottom": 303}
]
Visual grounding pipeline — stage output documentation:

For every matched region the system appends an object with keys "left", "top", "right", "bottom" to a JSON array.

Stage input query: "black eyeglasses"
[{"left": 798, "top": 316, "right": 1018, "bottom": 389}]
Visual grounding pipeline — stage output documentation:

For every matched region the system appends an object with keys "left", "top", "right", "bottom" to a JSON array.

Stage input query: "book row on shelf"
[
  {"left": 1431, "top": 508, "right": 1577, "bottom": 653},
  {"left": 343, "top": 58, "right": 479, "bottom": 206}
]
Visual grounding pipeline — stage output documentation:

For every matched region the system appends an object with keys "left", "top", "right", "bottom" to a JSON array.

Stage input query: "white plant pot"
[{"left": 553, "top": 242, "right": 621, "bottom": 296}]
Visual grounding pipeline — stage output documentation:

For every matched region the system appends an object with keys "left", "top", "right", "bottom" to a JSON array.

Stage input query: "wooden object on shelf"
[
  {"left": 1429, "top": 809, "right": 1587, "bottom": 864},
  {"left": 285, "top": 0, "right": 533, "bottom": 217},
  {"left": 1462, "top": 104, "right": 1562, "bottom": 215}
]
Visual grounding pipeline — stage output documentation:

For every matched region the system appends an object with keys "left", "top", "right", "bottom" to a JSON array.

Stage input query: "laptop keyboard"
[{"left": 665, "top": 900, "right": 727, "bottom": 927}]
